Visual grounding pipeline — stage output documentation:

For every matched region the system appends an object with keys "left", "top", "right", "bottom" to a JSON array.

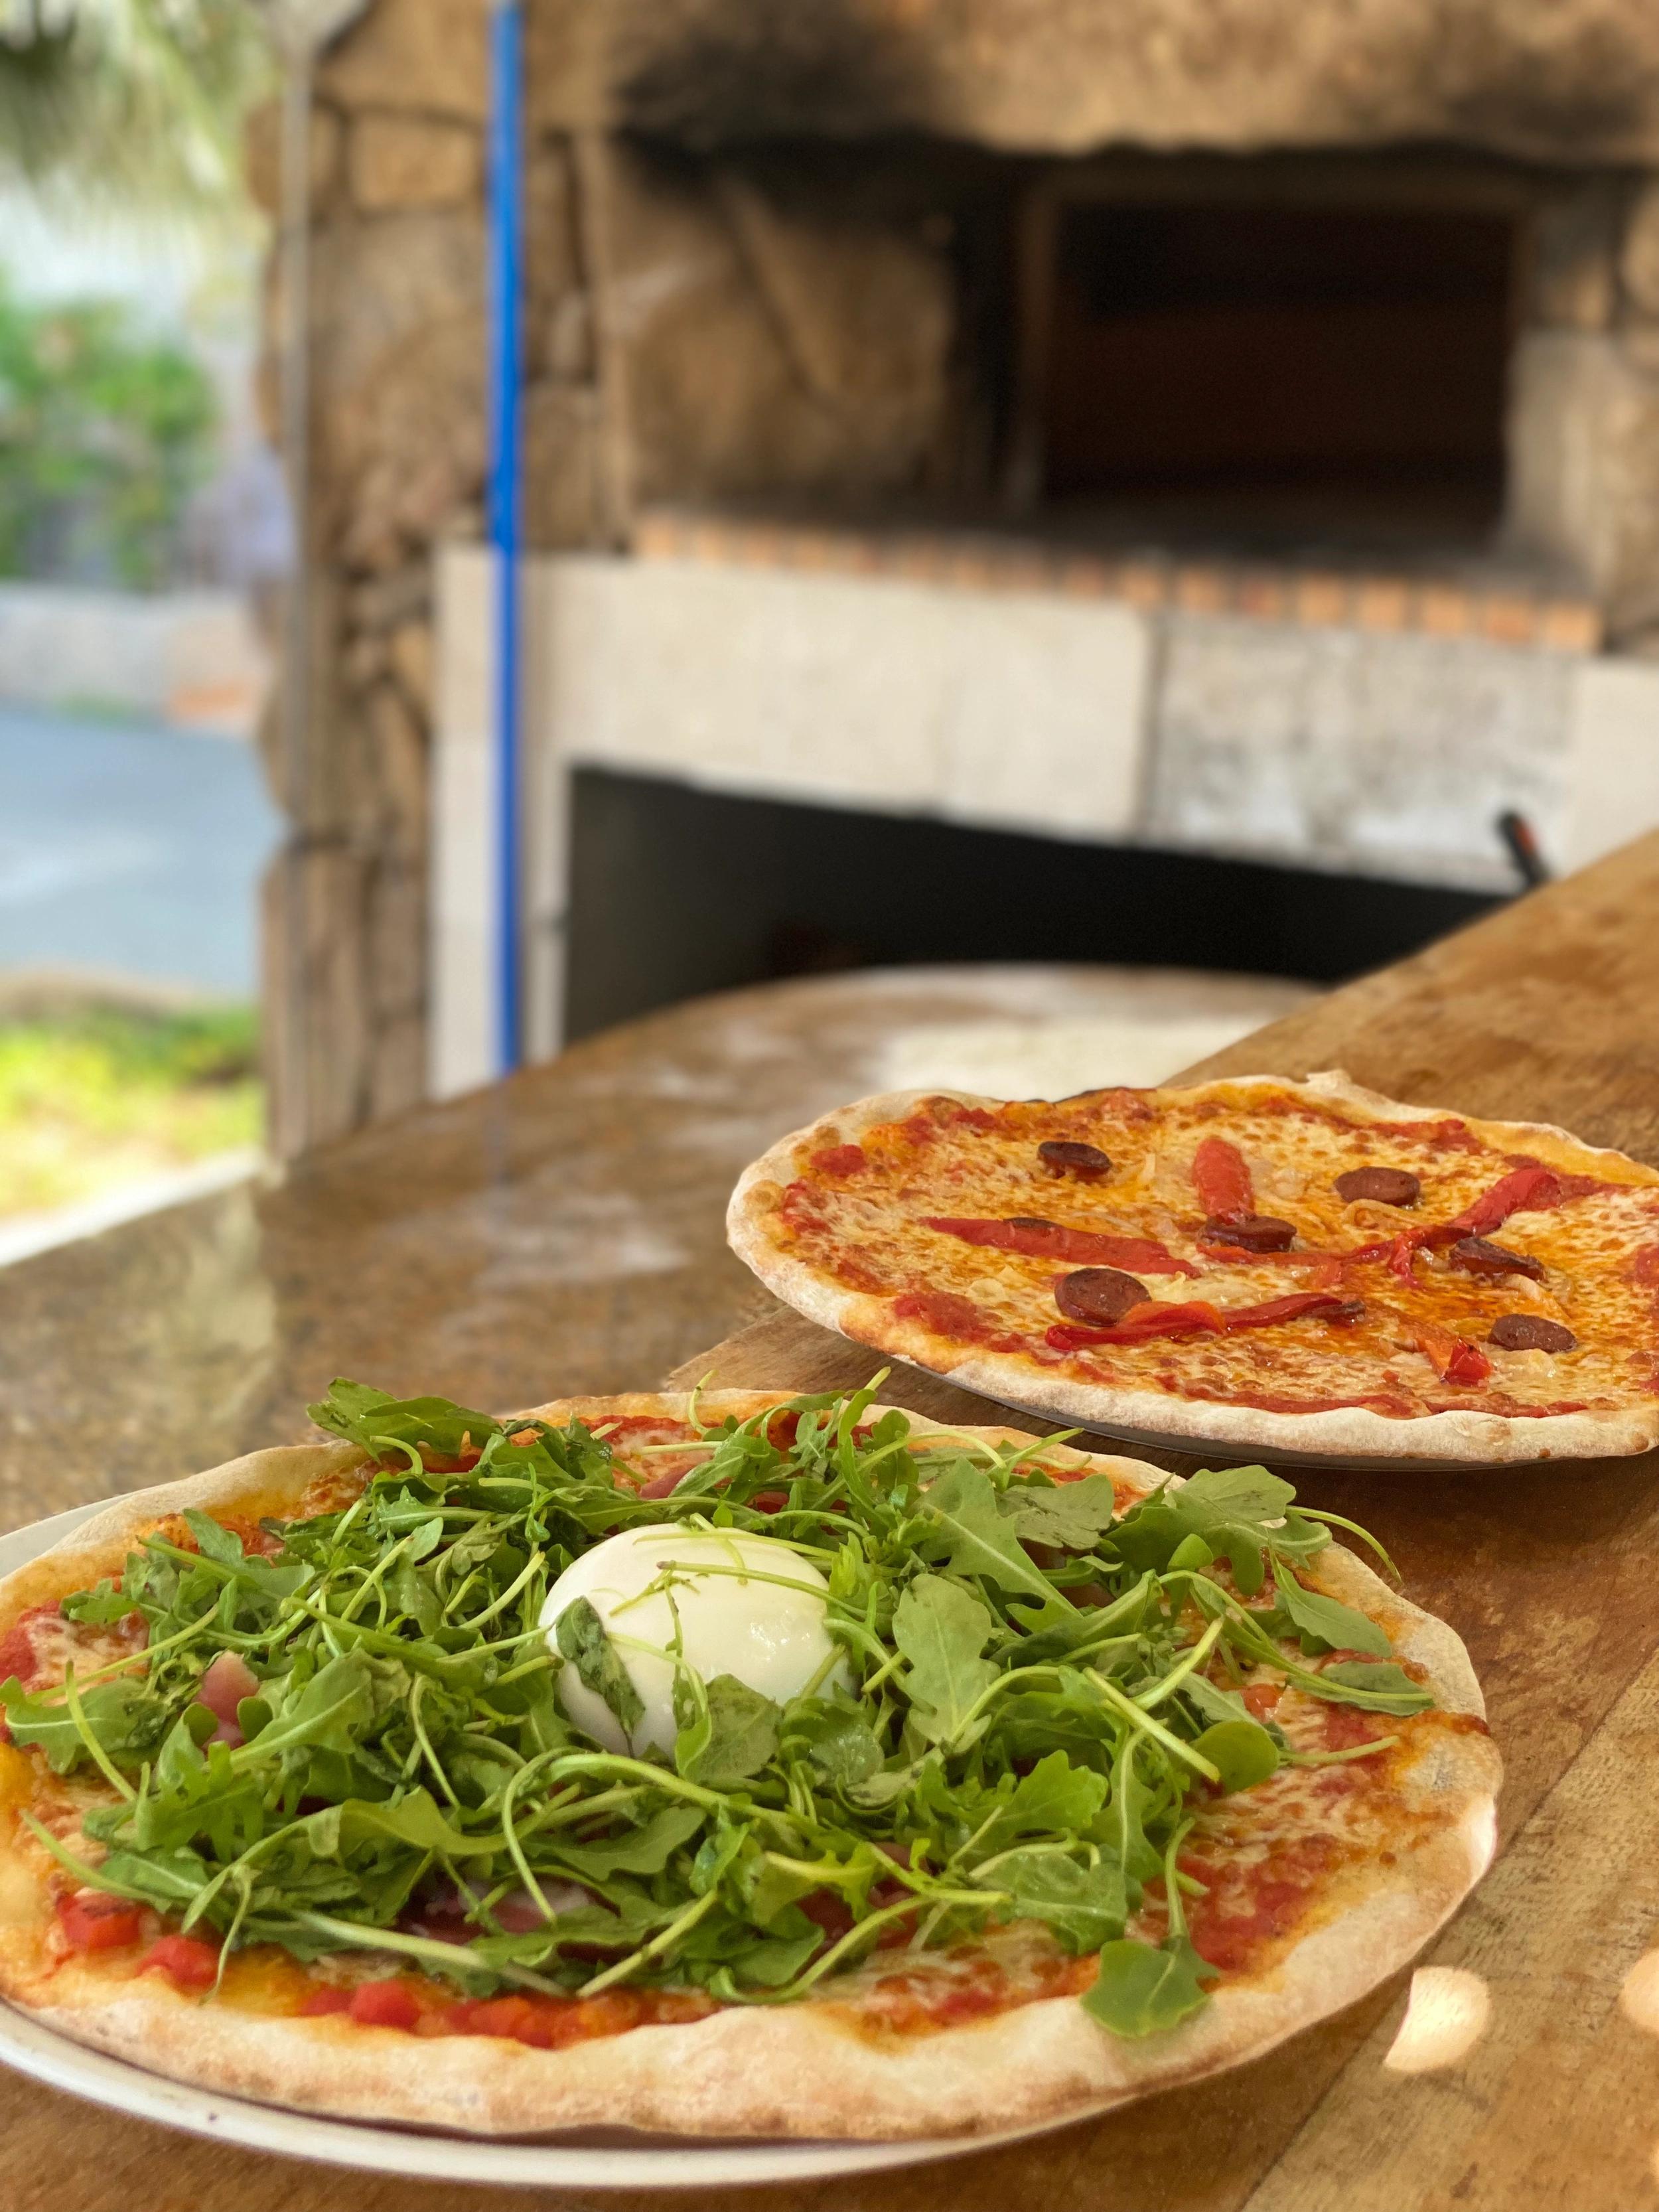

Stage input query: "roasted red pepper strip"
[
  {"left": 1347, "top": 1163, "right": 1565, "bottom": 1280},
  {"left": 1411, "top": 1320, "right": 1493, "bottom": 1387},
  {"left": 921, "top": 1218, "right": 1199, "bottom": 1276},
  {"left": 1192, "top": 1136, "right": 1253, "bottom": 1223},
  {"left": 1448, "top": 1165, "right": 1560, "bottom": 1237},
  {"left": 1047, "top": 1290, "right": 1353, "bottom": 1351}
]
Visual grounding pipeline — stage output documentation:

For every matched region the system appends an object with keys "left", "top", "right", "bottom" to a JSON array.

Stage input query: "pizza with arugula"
[
  {"left": 729, "top": 1069, "right": 1659, "bottom": 1462},
  {"left": 0, "top": 1382, "right": 1496, "bottom": 2139}
]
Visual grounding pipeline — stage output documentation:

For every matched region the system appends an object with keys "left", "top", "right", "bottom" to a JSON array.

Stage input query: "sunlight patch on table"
[
  {"left": 1619, "top": 1947, "right": 1659, "bottom": 2035},
  {"left": 1382, "top": 1966, "right": 1492, "bottom": 2074}
]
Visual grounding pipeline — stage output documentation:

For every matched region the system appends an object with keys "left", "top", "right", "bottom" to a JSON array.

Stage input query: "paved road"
[{"left": 0, "top": 705, "right": 281, "bottom": 997}]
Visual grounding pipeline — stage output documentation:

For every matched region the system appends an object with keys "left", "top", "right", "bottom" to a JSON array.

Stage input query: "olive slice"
[
  {"left": 1449, "top": 1236, "right": 1545, "bottom": 1282},
  {"left": 1334, "top": 1166, "right": 1421, "bottom": 1207},
  {"left": 1054, "top": 1268, "right": 1150, "bottom": 1324},
  {"left": 1488, "top": 1313, "right": 1576, "bottom": 1353},
  {"left": 1200, "top": 1214, "right": 1297, "bottom": 1252},
  {"left": 1037, "top": 1140, "right": 1112, "bottom": 1181}
]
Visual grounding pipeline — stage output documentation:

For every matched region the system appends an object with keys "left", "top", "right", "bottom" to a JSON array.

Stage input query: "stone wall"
[
  {"left": 253, "top": 1, "right": 962, "bottom": 1151},
  {"left": 248, "top": 65, "right": 495, "bottom": 1152},
  {"left": 595, "top": 0, "right": 1659, "bottom": 165},
  {"left": 1506, "top": 180, "right": 1659, "bottom": 645}
]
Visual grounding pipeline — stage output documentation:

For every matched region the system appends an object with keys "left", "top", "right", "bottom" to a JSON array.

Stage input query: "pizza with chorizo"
[
  {"left": 728, "top": 1069, "right": 1659, "bottom": 1462},
  {"left": 0, "top": 1380, "right": 1496, "bottom": 2140}
]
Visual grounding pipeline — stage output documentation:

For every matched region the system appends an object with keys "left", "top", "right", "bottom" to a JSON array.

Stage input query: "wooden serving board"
[{"left": 660, "top": 830, "right": 1659, "bottom": 2212}]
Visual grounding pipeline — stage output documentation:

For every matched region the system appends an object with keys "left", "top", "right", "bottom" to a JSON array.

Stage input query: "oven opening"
[
  {"left": 1033, "top": 198, "right": 1520, "bottom": 547},
  {"left": 561, "top": 769, "right": 1500, "bottom": 1044}
]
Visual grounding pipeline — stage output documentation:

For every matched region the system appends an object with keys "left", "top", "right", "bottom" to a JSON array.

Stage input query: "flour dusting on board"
[{"left": 879, "top": 1013, "right": 1306, "bottom": 1099}]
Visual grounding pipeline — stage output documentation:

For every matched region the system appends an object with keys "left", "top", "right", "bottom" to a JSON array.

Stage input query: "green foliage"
[
  {"left": 17, "top": 1382, "right": 1431, "bottom": 2035},
  {"left": 0, "top": 1001, "right": 261, "bottom": 1218},
  {"left": 0, "top": 0, "right": 269, "bottom": 211},
  {"left": 0, "top": 273, "right": 219, "bottom": 587}
]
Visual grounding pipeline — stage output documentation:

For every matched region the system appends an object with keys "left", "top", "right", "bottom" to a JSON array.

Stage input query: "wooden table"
[{"left": 4, "top": 844, "right": 1659, "bottom": 2207}]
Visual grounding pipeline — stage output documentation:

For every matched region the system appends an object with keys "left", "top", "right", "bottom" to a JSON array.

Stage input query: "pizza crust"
[
  {"left": 0, "top": 1395, "right": 1501, "bottom": 2141},
  {"left": 727, "top": 1070, "right": 1659, "bottom": 1465}
]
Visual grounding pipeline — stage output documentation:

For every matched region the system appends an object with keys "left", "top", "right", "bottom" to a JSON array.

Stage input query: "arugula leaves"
[
  {"left": 1315, "top": 1660, "right": 1435, "bottom": 1712},
  {"left": 555, "top": 1598, "right": 646, "bottom": 1737},
  {"left": 916, "top": 1463, "right": 1074, "bottom": 1628},
  {"left": 307, "top": 1380, "right": 500, "bottom": 1462},
  {"left": 1267, "top": 1572, "right": 1392, "bottom": 1659},
  {"left": 981, "top": 1848, "right": 1127, "bottom": 1953},
  {"left": 1113, "top": 1464, "right": 1329, "bottom": 1595},
  {"left": 1, "top": 1676, "right": 167, "bottom": 1774},
  {"left": 1083, "top": 1936, "right": 1218, "bottom": 2036},
  {"left": 892, "top": 1576, "right": 998, "bottom": 1743},
  {"left": 12, "top": 1381, "right": 1431, "bottom": 2041},
  {"left": 675, "top": 1674, "right": 780, "bottom": 1788},
  {"left": 1001, "top": 1473, "right": 1119, "bottom": 1552}
]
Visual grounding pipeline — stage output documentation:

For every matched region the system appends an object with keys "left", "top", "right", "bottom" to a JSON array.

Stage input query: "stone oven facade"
[{"left": 254, "top": 0, "right": 1659, "bottom": 1150}]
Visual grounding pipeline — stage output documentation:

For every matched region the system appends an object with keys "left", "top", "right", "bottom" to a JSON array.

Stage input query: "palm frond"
[{"left": 0, "top": 0, "right": 271, "bottom": 209}]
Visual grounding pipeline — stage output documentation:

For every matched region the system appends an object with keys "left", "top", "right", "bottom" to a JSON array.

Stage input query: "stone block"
[
  {"left": 609, "top": 145, "right": 951, "bottom": 507},
  {"left": 1146, "top": 614, "right": 1577, "bottom": 889},
  {"left": 348, "top": 114, "right": 480, "bottom": 214},
  {"left": 311, "top": 210, "right": 484, "bottom": 436},
  {"left": 310, "top": 214, "right": 487, "bottom": 568},
  {"left": 1623, "top": 182, "right": 1659, "bottom": 318},
  {"left": 1530, "top": 184, "right": 1620, "bottom": 331},
  {"left": 367, "top": 678, "right": 429, "bottom": 856},
  {"left": 348, "top": 565, "right": 431, "bottom": 634},
  {"left": 244, "top": 96, "right": 341, "bottom": 219},
  {"left": 544, "top": 291, "right": 593, "bottom": 382},
  {"left": 368, "top": 859, "right": 428, "bottom": 1022},
  {"left": 602, "top": 0, "right": 1659, "bottom": 164},
  {"left": 524, "top": 382, "right": 605, "bottom": 548},
  {"left": 259, "top": 565, "right": 353, "bottom": 834},
  {"left": 369, "top": 1007, "right": 429, "bottom": 1118},
  {"left": 526, "top": 139, "right": 581, "bottom": 347},
  {"left": 342, "top": 628, "right": 388, "bottom": 692},
  {"left": 261, "top": 840, "right": 372, "bottom": 1157},
  {"left": 1505, "top": 330, "right": 1659, "bottom": 639},
  {"left": 1623, "top": 327, "right": 1659, "bottom": 374},
  {"left": 388, "top": 618, "right": 434, "bottom": 718},
  {"left": 525, "top": 0, "right": 608, "bottom": 132},
  {"left": 318, "top": 0, "right": 487, "bottom": 122}
]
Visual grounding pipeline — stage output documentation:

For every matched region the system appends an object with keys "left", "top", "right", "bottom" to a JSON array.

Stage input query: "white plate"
[{"left": 0, "top": 1500, "right": 1051, "bottom": 2189}]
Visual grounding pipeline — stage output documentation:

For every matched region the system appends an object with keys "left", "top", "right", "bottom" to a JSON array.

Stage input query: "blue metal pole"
[{"left": 488, "top": 0, "right": 524, "bottom": 1076}]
